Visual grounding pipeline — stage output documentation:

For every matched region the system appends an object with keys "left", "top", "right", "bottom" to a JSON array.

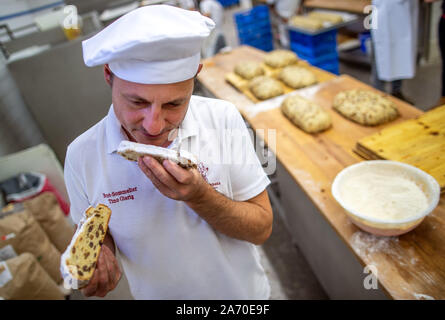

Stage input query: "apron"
[
  {"left": 201, "top": 27, "right": 221, "bottom": 58},
  {"left": 371, "top": 0, "right": 418, "bottom": 81}
]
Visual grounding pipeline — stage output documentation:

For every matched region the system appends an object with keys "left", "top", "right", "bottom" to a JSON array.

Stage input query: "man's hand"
[
  {"left": 138, "top": 155, "right": 273, "bottom": 245},
  {"left": 138, "top": 156, "right": 210, "bottom": 203},
  {"left": 81, "top": 236, "right": 122, "bottom": 298}
]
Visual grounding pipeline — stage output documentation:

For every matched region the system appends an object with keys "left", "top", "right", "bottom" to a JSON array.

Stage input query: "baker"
[
  {"left": 370, "top": 0, "right": 419, "bottom": 103},
  {"left": 265, "top": 0, "right": 302, "bottom": 47},
  {"left": 64, "top": 5, "right": 273, "bottom": 299},
  {"left": 198, "top": 0, "right": 227, "bottom": 58}
]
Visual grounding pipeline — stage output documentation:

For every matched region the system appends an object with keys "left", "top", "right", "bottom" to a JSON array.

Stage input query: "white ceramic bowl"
[{"left": 332, "top": 160, "right": 440, "bottom": 236}]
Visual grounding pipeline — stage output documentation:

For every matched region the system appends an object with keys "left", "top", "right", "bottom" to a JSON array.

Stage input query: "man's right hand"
[{"left": 81, "top": 237, "right": 122, "bottom": 297}]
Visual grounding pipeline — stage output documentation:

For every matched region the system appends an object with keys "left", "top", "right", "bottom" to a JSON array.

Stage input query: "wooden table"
[
  {"left": 304, "top": 0, "right": 372, "bottom": 14},
  {"left": 197, "top": 46, "right": 445, "bottom": 300}
]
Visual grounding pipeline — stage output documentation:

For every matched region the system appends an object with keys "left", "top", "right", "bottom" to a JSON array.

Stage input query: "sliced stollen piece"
[
  {"left": 281, "top": 94, "right": 332, "bottom": 133},
  {"left": 117, "top": 140, "right": 198, "bottom": 169},
  {"left": 264, "top": 49, "right": 298, "bottom": 68},
  {"left": 234, "top": 61, "right": 264, "bottom": 80},
  {"left": 60, "top": 204, "right": 111, "bottom": 289},
  {"left": 249, "top": 76, "right": 284, "bottom": 100},
  {"left": 333, "top": 89, "right": 399, "bottom": 126},
  {"left": 289, "top": 16, "right": 324, "bottom": 31},
  {"left": 279, "top": 65, "right": 318, "bottom": 89}
]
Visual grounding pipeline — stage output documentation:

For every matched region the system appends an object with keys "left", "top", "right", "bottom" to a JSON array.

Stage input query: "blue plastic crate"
[
  {"left": 237, "top": 20, "right": 271, "bottom": 37},
  {"left": 238, "top": 26, "right": 272, "bottom": 43},
  {"left": 255, "top": 42, "right": 274, "bottom": 52},
  {"left": 242, "top": 32, "right": 273, "bottom": 44},
  {"left": 290, "top": 41, "right": 336, "bottom": 58},
  {"left": 317, "top": 60, "right": 339, "bottom": 75},
  {"left": 242, "top": 30, "right": 273, "bottom": 51},
  {"left": 359, "top": 31, "right": 371, "bottom": 54},
  {"left": 245, "top": 40, "right": 274, "bottom": 52},
  {"left": 234, "top": 5, "right": 270, "bottom": 27},
  {"left": 239, "top": 33, "right": 272, "bottom": 44},
  {"left": 289, "top": 29, "right": 337, "bottom": 48},
  {"left": 234, "top": 5, "right": 272, "bottom": 47},
  {"left": 252, "top": 5, "right": 268, "bottom": 13},
  {"left": 242, "top": 33, "right": 273, "bottom": 46},
  {"left": 296, "top": 50, "right": 339, "bottom": 75},
  {"left": 217, "top": 0, "right": 239, "bottom": 7},
  {"left": 289, "top": 29, "right": 337, "bottom": 57},
  {"left": 294, "top": 50, "right": 338, "bottom": 66}
]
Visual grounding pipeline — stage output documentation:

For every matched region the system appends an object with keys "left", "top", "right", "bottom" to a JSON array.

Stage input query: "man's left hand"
[{"left": 138, "top": 155, "right": 209, "bottom": 202}]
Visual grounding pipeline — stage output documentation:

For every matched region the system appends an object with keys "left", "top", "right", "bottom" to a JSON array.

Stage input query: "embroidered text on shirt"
[
  {"left": 198, "top": 162, "right": 221, "bottom": 190},
  {"left": 103, "top": 187, "right": 137, "bottom": 204}
]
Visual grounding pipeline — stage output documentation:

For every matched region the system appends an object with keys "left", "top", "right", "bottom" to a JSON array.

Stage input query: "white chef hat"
[{"left": 82, "top": 5, "right": 215, "bottom": 84}]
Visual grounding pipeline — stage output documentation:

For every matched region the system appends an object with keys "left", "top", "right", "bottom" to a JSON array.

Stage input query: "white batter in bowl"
[{"left": 332, "top": 160, "right": 440, "bottom": 236}]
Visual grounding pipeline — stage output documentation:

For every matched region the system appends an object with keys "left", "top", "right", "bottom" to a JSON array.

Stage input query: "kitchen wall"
[{"left": 0, "top": 55, "right": 46, "bottom": 157}]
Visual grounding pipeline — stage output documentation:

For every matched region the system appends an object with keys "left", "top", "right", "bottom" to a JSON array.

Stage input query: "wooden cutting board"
[
  {"left": 355, "top": 105, "right": 445, "bottom": 193},
  {"left": 225, "top": 60, "right": 332, "bottom": 104}
]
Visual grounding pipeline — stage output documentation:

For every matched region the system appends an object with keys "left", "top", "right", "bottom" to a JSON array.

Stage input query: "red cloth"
[{"left": 10, "top": 177, "right": 70, "bottom": 216}]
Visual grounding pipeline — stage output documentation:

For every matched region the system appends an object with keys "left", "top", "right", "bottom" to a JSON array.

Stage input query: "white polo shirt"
[{"left": 64, "top": 95, "right": 271, "bottom": 299}]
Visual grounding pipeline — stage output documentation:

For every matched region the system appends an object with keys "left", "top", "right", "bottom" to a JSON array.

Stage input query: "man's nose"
[{"left": 142, "top": 104, "right": 164, "bottom": 136}]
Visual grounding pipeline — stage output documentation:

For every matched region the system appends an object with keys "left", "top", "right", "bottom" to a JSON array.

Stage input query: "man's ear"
[
  {"left": 104, "top": 64, "right": 113, "bottom": 87},
  {"left": 196, "top": 63, "right": 203, "bottom": 76}
]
